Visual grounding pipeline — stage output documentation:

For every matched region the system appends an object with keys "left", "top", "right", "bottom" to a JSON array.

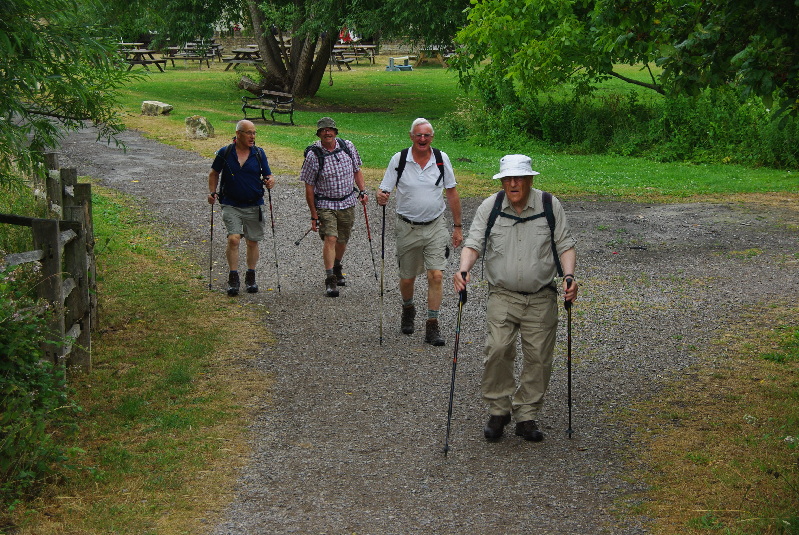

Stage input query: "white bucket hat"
[{"left": 492, "top": 154, "right": 540, "bottom": 179}]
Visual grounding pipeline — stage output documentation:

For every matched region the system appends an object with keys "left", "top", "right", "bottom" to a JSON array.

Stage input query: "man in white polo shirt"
[{"left": 377, "top": 118, "right": 463, "bottom": 346}]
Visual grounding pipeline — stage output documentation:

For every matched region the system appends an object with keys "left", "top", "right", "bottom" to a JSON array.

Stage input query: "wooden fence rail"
[{"left": 0, "top": 157, "right": 96, "bottom": 373}]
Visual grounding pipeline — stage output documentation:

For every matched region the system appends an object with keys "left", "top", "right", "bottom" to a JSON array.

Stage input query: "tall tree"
[
  {"left": 452, "top": 0, "right": 799, "bottom": 114},
  {"left": 0, "top": 0, "right": 135, "bottom": 188}
]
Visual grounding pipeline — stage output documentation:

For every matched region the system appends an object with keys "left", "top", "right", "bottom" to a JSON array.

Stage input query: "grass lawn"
[{"left": 117, "top": 59, "right": 798, "bottom": 200}]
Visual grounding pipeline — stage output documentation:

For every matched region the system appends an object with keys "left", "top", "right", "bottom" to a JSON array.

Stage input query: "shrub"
[
  {"left": 446, "top": 86, "right": 799, "bottom": 168},
  {"left": 0, "top": 264, "right": 79, "bottom": 513}
]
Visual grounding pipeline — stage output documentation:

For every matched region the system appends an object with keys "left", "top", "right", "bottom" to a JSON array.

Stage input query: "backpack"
[
  {"left": 218, "top": 142, "right": 269, "bottom": 204},
  {"left": 304, "top": 138, "right": 353, "bottom": 179},
  {"left": 481, "top": 190, "right": 563, "bottom": 278},
  {"left": 394, "top": 147, "right": 445, "bottom": 188}
]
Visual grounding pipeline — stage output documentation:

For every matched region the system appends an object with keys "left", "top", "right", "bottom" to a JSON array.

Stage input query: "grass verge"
[
  {"left": 7, "top": 185, "right": 272, "bottom": 534},
  {"left": 626, "top": 303, "right": 799, "bottom": 534}
]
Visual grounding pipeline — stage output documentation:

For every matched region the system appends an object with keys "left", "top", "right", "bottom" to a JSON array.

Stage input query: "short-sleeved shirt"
[
  {"left": 463, "top": 189, "right": 577, "bottom": 294},
  {"left": 379, "top": 148, "right": 457, "bottom": 223},
  {"left": 299, "top": 139, "right": 362, "bottom": 210},
  {"left": 211, "top": 145, "right": 271, "bottom": 207}
]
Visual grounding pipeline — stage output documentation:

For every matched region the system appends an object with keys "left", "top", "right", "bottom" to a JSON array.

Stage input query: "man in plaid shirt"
[{"left": 300, "top": 117, "right": 369, "bottom": 297}]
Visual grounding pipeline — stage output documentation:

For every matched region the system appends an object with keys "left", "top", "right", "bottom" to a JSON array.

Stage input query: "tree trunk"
[{"left": 243, "top": 0, "right": 329, "bottom": 98}]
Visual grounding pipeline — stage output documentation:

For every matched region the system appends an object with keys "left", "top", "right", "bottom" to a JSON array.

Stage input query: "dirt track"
[{"left": 60, "top": 127, "right": 799, "bottom": 534}]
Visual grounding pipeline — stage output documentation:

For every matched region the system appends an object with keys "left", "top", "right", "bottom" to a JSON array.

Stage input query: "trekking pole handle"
[
  {"left": 564, "top": 277, "right": 573, "bottom": 310},
  {"left": 459, "top": 271, "right": 468, "bottom": 305}
]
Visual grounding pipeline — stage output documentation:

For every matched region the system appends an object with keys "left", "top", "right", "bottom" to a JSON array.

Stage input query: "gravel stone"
[{"left": 60, "top": 127, "right": 799, "bottom": 534}]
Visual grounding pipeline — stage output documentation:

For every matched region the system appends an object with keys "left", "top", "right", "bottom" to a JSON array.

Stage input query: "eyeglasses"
[{"left": 413, "top": 133, "right": 433, "bottom": 138}]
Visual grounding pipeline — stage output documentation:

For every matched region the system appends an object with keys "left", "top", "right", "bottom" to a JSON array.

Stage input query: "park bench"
[
  {"left": 242, "top": 90, "right": 295, "bottom": 125},
  {"left": 333, "top": 57, "right": 355, "bottom": 70},
  {"left": 386, "top": 56, "right": 415, "bottom": 71}
]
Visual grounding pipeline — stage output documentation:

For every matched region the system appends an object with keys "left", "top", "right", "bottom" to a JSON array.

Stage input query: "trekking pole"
[
  {"left": 266, "top": 188, "right": 281, "bottom": 293},
  {"left": 379, "top": 202, "right": 386, "bottom": 346},
  {"left": 443, "top": 271, "right": 468, "bottom": 457},
  {"left": 565, "top": 278, "right": 573, "bottom": 438},
  {"left": 294, "top": 227, "right": 313, "bottom": 246},
  {"left": 362, "top": 202, "right": 378, "bottom": 282},
  {"left": 208, "top": 199, "right": 215, "bottom": 290}
]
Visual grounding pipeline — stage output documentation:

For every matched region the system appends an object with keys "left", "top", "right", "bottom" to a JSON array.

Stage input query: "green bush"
[
  {"left": 446, "top": 86, "right": 799, "bottom": 168},
  {"left": 0, "top": 264, "right": 79, "bottom": 511}
]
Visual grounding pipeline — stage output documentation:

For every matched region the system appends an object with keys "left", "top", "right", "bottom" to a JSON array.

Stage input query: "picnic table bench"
[
  {"left": 124, "top": 49, "right": 167, "bottom": 72},
  {"left": 242, "top": 90, "right": 295, "bottom": 125},
  {"left": 224, "top": 47, "right": 261, "bottom": 70},
  {"left": 163, "top": 47, "right": 213, "bottom": 68},
  {"left": 386, "top": 56, "right": 416, "bottom": 71}
]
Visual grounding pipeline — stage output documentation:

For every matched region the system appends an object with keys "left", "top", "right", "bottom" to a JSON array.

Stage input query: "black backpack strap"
[
  {"left": 253, "top": 146, "right": 268, "bottom": 178},
  {"left": 394, "top": 148, "right": 409, "bottom": 188},
  {"left": 542, "top": 191, "right": 563, "bottom": 277},
  {"left": 432, "top": 148, "right": 445, "bottom": 186},
  {"left": 218, "top": 143, "right": 236, "bottom": 198},
  {"left": 481, "top": 190, "right": 505, "bottom": 278}
]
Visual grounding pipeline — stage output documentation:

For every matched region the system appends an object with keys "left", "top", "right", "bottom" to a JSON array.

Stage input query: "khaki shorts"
[
  {"left": 395, "top": 214, "right": 448, "bottom": 279},
  {"left": 222, "top": 205, "right": 266, "bottom": 242},
  {"left": 318, "top": 206, "right": 355, "bottom": 244}
]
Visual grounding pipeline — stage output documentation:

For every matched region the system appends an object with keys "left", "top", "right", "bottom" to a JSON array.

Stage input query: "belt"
[{"left": 399, "top": 214, "right": 438, "bottom": 226}]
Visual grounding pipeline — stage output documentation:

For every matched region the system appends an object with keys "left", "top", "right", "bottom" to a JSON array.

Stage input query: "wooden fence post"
[
  {"left": 62, "top": 212, "right": 91, "bottom": 373},
  {"left": 73, "top": 182, "right": 97, "bottom": 331},
  {"left": 32, "top": 218, "right": 65, "bottom": 366}
]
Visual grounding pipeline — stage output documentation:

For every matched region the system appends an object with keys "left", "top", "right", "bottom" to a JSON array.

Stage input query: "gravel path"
[{"left": 60, "top": 127, "right": 799, "bottom": 534}]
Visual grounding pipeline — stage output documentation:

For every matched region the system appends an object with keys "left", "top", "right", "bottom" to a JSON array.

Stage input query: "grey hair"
[
  {"left": 236, "top": 119, "right": 254, "bottom": 132},
  {"left": 409, "top": 117, "right": 434, "bottom": 135}
]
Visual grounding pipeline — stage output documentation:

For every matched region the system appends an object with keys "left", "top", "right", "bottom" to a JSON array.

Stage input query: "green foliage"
[
  {"left": 446, "top": 84, "right": 799, "bottom": 168},
  {"left": 0, "top": 0, "right": 136, "bottom": 189},
  {"left": 453, "top": 0, "right": 799, "bottom": 116},
  {"left": 0, "top": 265, "right": 79, "bottom": 509}
]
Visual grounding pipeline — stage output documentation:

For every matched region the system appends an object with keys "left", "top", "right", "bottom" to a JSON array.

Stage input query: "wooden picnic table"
[
  {"left": 333, "top": 44, "right": 376, "bottom": 64},
  {"left": 224, "top": 47, "right": 261, "bottom": 70},
  {"left": 124, "top": 49, "right": 167, "bottom": 72}
]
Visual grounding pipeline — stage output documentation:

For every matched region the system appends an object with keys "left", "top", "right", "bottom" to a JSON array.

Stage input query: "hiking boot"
[
  {"left": 333, "top": 262, "right": 346, "bottom": 286},
  {"left": 245, "top": 269, "right": 258, "bottom": 293},
  {"left": 425, "top": 318, "right": 445, "bottom": 346},
  {"left": 484, "top": 413, "right": 511, "bottom": 441},
  {"left": 227, "top": 271, "right": 240, "bottom": 296},
  {"left": 515, "top": 420, "right": 545, "bottom": 442},
  {"left": 325, "top": 274, "right": 339, "bottom": 297},
  {"left": 401, "top": 304, "right": 416, "bottom": 334}
]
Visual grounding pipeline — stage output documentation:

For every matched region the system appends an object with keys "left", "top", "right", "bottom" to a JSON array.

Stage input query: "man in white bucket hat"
[{"left": 455, "top": 154, "right": 578, "bottom": 442}]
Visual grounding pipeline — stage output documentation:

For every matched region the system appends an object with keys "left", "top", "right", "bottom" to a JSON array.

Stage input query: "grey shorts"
[
  {"left": 221, "top": 205, "right": 266, "bottom": 242},
  {"left": 395, "top": 214, "right": 448, "bottom": 279},
  {"left": 318, "top": 206, "right": 355, "bottom": 244}
]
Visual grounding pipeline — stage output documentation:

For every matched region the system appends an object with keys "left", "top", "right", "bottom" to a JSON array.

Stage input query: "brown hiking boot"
[
  {"left": 484, "top": 413, "right": 511, "bottom": 441},
  {"left": 400, "top": 304, "right": 415, "bottom": 334},
  {"left": 515, "top": 420, "right": 544, "bottom": 442},
  {"left": 325, "top": 274, "right": 339, "bottom": 297},
  {"left": 245, "top": 269, "right": 258, "bottom": 293},
  {"left": 333, "top": 262, "right": 346, "bottom": 286},
  {"left": 425, "top": 318, "right": 445, "bottom": 346},
  {"left": 227, "top": 271, "right": 240, "bottom": 296}
]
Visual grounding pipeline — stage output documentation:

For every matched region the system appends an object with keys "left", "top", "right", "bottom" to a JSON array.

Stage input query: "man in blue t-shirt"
[{"left": 208, "top": 120, "right": 275, "bottom": 296}]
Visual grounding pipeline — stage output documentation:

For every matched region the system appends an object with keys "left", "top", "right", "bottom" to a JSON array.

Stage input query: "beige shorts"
[
  {"left": 318, "top": 206, "right": 355, "bottom": 244},
  {"left": 395, "top": 214, "right": 448, "bottom": 279},
  {"left": 222, "top": 205, "right": 265, "bottom": 241}
]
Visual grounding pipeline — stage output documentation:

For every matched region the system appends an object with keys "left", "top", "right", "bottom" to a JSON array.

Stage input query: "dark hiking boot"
[
  {"left": 333, "top": 262, "right": 346, "bottom": 286},
  {"left": 425, "top": 318, "right": 445, "bottom": 346},
  {"left": 227, "top": 271, "right": 240, "bottom": 297},
  {"left": 484, "top": 413, "right": 511, "bottom": 441},
  {"left": 245, "top": 269, "right": 258, "bottom": 293},
  {"left": 325, "top": 274, "right": 339, "bottom": 297},
  {"left": 401, "top": 304, "right": 416, "bottom": 334},
  {"left": 515, "top": 420, "right": 545, "bottom": 442}
]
